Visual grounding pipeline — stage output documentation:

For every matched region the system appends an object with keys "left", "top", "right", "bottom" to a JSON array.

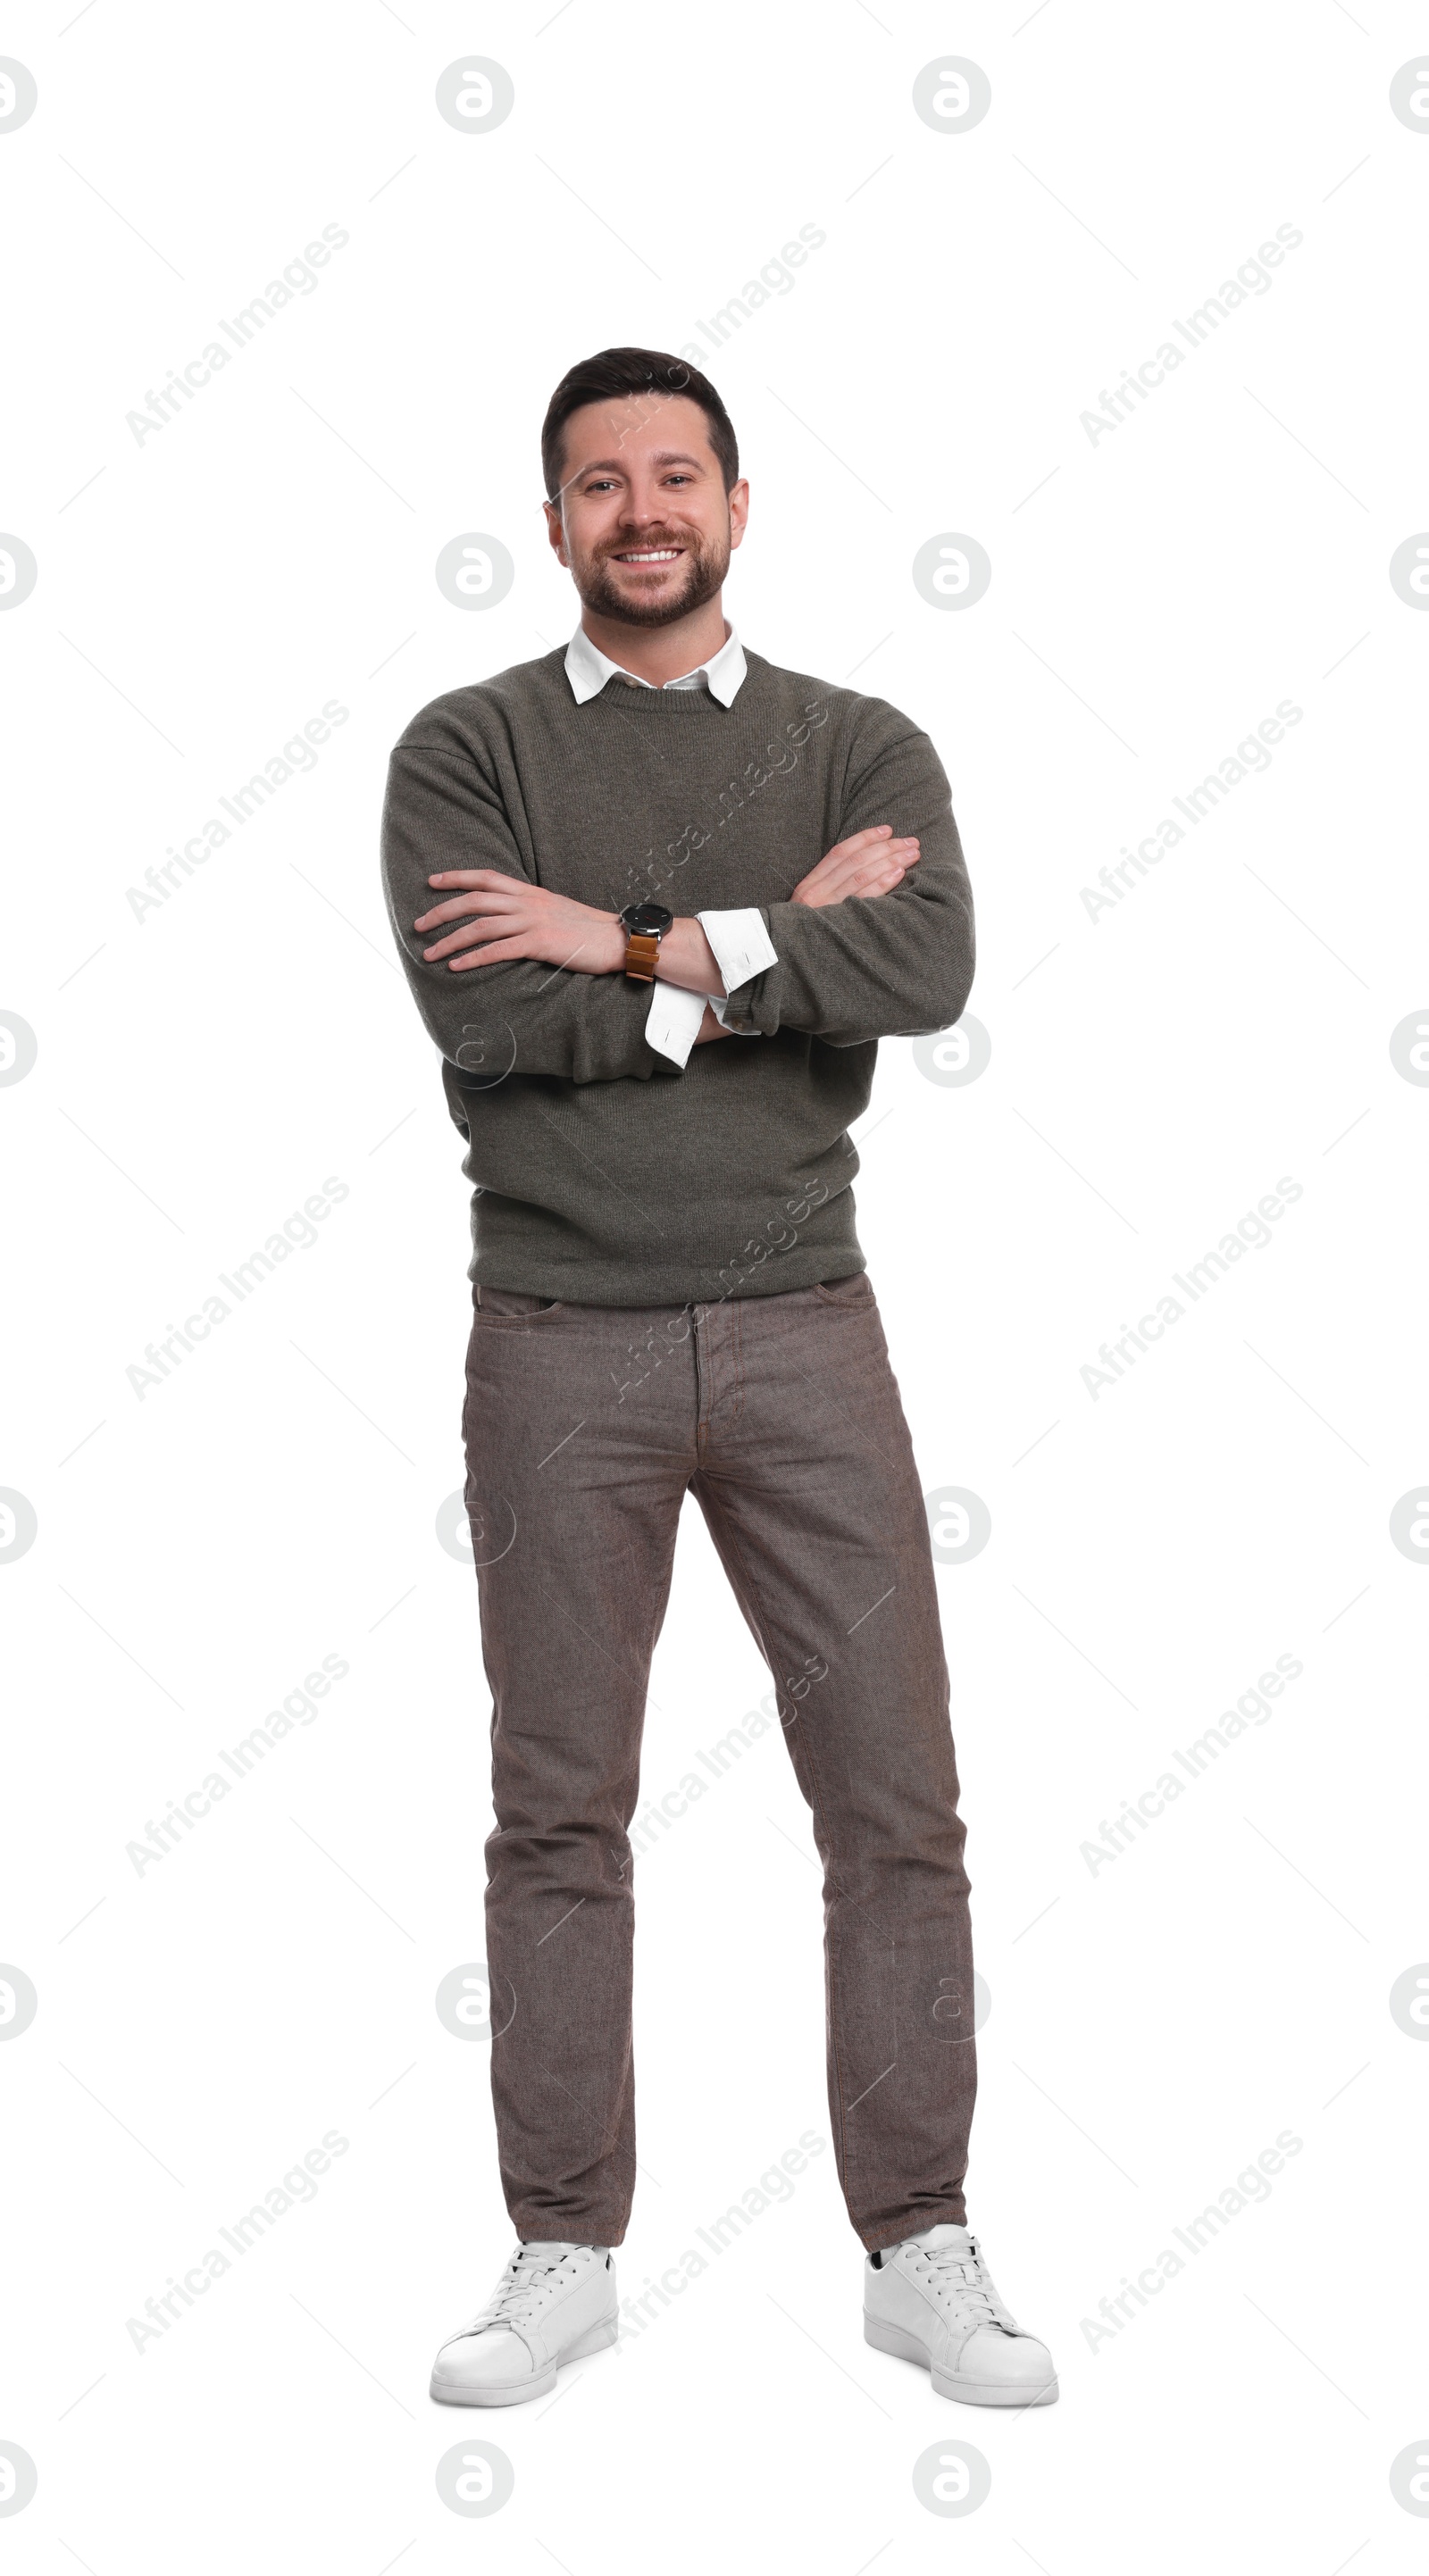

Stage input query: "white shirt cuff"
[
  {"left": 644, "top": 910, "right": 779, "bottom": 1065},
  {"left": 706, "top": 993, "right": 762, "bottom": 1037},
  {"left": 697, "top": 905, "right": 779, "bottom": 998},
  {"left": 645, "top": 979, "right": 707, "bottom": 1069}
]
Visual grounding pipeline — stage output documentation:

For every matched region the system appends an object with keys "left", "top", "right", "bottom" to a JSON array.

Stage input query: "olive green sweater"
[{"left": 380, "top": 646, "right": 974, "bottom": 1306}]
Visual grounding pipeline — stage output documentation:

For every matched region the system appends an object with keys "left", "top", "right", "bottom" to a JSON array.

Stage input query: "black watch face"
[{"left": 622, "top": 902, "right": 673, "bottom": 935}]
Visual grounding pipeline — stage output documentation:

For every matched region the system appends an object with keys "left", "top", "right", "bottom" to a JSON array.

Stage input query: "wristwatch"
[{"left": 619, "top": 900, "right": 674, "bottom": 982}]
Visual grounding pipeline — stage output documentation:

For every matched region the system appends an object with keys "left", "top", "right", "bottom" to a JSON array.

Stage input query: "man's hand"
[
  {"left": 790, "top": 823, "right": 919, "bottom": 909},
  {"left": 415, "top": 871, "right": 624, "bottom": 973}
]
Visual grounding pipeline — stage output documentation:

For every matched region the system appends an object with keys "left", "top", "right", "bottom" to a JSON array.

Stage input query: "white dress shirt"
[{"left": 564, "top": 623, "right": 780, "bottom": 1067}]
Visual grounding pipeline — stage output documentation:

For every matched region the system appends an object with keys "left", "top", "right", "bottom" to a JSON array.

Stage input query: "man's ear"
[
  {"left": 728, "top": 478, "right": 750, "bottom": 552},
  {"left": 543, "top": 499, "right": 569, "bottom": 568}
]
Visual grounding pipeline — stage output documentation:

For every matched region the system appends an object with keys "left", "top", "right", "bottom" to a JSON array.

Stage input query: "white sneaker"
[
  {"left": 430, "top": 2240, "right": 618, "bottom": 2406},
  {"left": 864, "top": 2221, "right": 1058, "bottom": 2407}
]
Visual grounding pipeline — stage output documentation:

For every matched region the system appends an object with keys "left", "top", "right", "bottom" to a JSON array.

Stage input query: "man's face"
[{"left": 545, "top": 392, "right": 748, "bottom": 628}]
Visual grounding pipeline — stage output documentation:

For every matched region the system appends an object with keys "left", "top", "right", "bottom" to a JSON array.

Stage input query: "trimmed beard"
[{"left": 575, "top": 526, "right": 731, "bottom": 629}]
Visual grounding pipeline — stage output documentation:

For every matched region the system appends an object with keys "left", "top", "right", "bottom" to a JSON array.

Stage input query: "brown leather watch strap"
[{"left": 623, "top": 931, "right": 662, "bottom": 983}]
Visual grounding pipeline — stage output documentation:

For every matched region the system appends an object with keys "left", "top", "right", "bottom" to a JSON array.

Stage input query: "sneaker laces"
[
  {"left": 455, "top": 2242, "right": 587, "bottom": 2340},
  {"left": 914, "top": 2236, "right": 1015, "bottom": 2333}
]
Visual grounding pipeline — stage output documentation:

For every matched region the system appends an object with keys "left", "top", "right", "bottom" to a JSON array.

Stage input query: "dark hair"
[{"left": 541, "top": 346, "right": 739, "bottom": 503}]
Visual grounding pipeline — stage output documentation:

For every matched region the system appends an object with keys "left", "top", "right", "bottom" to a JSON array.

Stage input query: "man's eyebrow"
[{"left": 571, "top": 449, "right": 707, "bottom": 475}]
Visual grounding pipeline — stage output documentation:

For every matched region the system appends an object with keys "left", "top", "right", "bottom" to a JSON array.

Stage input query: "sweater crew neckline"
[{"left": 586, "top": 674, "right": 738, "bottom": 713}]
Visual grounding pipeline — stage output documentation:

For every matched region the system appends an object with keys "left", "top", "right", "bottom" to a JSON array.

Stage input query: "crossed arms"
[{"left": 380, "top": 710, "right": 975, "bottom": 1084}]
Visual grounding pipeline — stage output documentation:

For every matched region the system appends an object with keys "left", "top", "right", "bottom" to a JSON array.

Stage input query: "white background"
[{"left": 4, "top": 0, "right": 1427, "bottom": 2566}]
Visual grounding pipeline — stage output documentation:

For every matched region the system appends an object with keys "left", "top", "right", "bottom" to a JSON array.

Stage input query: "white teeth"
[{"left": 618, "top": 549, "right": 680, "bottom": 562}]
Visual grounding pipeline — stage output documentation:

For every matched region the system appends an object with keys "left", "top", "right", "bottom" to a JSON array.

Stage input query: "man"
[{"left": 380, "top": 347, "right": 1057, "bottom": 2412}]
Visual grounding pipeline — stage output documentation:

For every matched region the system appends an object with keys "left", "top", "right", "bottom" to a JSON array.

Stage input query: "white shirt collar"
[{"left": 564, "top": 620, "right": 747, "bottom": 708}]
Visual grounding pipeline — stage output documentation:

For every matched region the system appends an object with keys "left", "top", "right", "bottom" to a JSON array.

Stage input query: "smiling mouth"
[{"left": 611, "top": 546, "right": 684, "bottom": 565}]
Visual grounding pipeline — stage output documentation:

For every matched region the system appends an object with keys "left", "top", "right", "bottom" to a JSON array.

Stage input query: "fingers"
[
  {"left": 423, "top": 930, "right": 497, "bottom": 961},
  {"left": 797, "top": 829, "right": 895, "bottom": 890},
  {"left": 840, "top": 845, "right": 920, "bottom": 895},
  {"left": 816, "top": 830, "right": 920, "bottom": 877},
  {"left": 834, "top": 838, "right": 920, "bottom": 884},
  {"left": 447, "top": 934, "right": 531, "bottom": 968},
  {"left": 792, "top": 834, "right": 921, "bottom": 906},
  {"left": 425, "top": 869, "right": 512, "bottom": 888},
  {"left": 824, "top": 825, "right": 897, "bottom": 862},
  {"left": 819, "top": 826, "right": 920, "bottom": 865},
  {"left": 414, "top": 883, "right": 525, "bottom": 932},
  {"left": 422, "top": 913, "right": 519, "bottom": 960}
]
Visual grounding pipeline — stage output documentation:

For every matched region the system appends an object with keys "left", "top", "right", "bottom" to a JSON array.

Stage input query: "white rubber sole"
[
  {"left": 430, "top": 2315, "right": 618, "bottom": 2407},
  {"left": 864, "top": 2314, "right": 1059, "bottom": 2407}
]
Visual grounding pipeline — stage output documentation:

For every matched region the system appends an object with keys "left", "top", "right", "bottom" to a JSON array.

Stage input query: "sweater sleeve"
[
  {"left": 723, "top": 715, "right": 975, "bottom": 1047},
  {"left": 380, "top": 718, "right": 677, "bottom": 1086}
]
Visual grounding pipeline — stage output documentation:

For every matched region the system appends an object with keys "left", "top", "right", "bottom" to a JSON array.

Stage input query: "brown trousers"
[{"left": 464, "top": 1271, "right": 976, "bottom": 2255}]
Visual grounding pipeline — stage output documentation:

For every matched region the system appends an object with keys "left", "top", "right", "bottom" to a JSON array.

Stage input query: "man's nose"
[{"left": 617, "top": 488, "right": 673, "bottom": 526}]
